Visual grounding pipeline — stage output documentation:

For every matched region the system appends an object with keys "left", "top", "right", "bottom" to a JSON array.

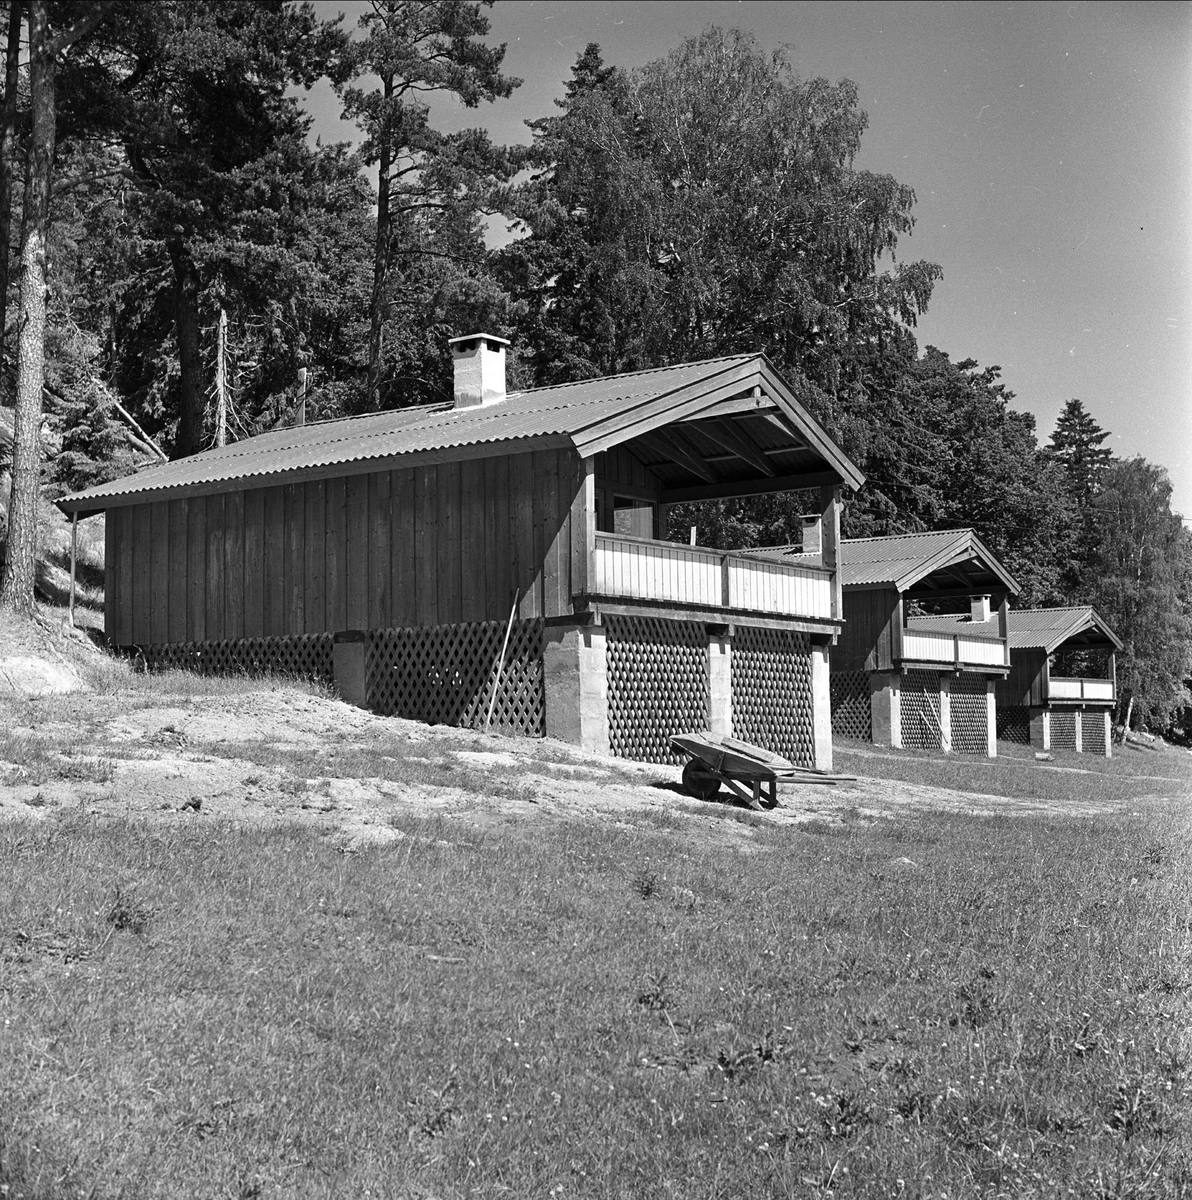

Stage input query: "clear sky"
[{"left": 304, "top": 0, "right": 1192, "bottom": 517}]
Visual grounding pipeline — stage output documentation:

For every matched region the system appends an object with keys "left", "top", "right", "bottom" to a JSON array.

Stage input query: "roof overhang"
[{"left": 1012, "top": 608, "right": 1123, "bottom": 654}]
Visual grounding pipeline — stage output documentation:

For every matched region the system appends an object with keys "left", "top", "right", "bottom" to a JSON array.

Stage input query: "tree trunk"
[
  {"left": 0, "top": 1, "right": 22, "bottom": 354},
  {"left": 169, "top": 239, "right": 205, "bottom": 459},
  {"left": 0, "top": 0, "right": 52, "bottom": 616},
  {"left": 366, "top": 74, "right": 393, "bottom": 411},
  {"left": 214, "top": 306, "right": 227, "bottom": 446}
]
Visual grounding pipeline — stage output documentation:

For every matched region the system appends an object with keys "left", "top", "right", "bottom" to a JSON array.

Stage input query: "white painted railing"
[
  {"left": 592, "top": 533, "right": 833, "bottom": 618},
  {"left": 1048, "top": 677, "right": 1115, "bottom": 701},
  {"left": 902, "top": 629, "right": 1007, "bottom": 667}
]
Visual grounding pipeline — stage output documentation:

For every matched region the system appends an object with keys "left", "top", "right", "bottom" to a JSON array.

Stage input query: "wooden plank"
[
  {"left": 414, "top": 464, "right": 438, "bottom": 626},
  {"left": 130, "top": 504, "right": 151, "bottom": 644},
  {"left": 263, "top": 486, "right": 285, "bottom": 637},
  {"left": 205, "top": 493, "right": 225, "bottom": 642},
  {"left": 223, "top": 489, "right": 245, "bottom": 640},
  {"left": 325, "top": 474, "right": 346, "bottom": 632},
  {"left": 570, "top": 457, "right": 595, "bottom": 600},
  {"left": 186, "top": 497, "right": 206, "bottom": 642},
  {"left": 510, "top": 452, "right": 537, "bottom": 618},
  {"left": 660, "top": 470, "right": 845, "bottom": 504},
  {"left": 391, "top": 468, "right": 416, "bottom": 627},
  {"left": 484, "top": 454, "right": 511, "bottom": 619},
  {"left": 459, "top": 458, "right": 486, "bottom": 623},
  {"left": 368, "top": 470, "right": 391, "bottom": 630},
  {"left": 242, "top": 488, "right": 264, "bottom": 639},
  {"left": 107, "top": 508, "right": 124, "bottom": 644},
  {"left": 167, "top": 499, "right": 188, "bottom": 644},
  {"left": 531, "top": 449, "right": 556, "bottom": 619},
  {"left": 345, "top": 472, "right": 369, "bottom": 629},
  {"left": 147, "top": 502, "right": 170, "bottom": 645},
  {"left": 284, "top": 483, "right": 304, "bottom": 635},
  {"left": 436, "top": 459, "right": 462, "bottom": 624},
  {"left": 303, "top": 480, "right": 326, "bottom": 635}
]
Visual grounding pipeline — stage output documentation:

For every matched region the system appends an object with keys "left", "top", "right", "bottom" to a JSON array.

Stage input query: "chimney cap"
[{"left": 448, "top": 332, "right": 510, "bottom": 349}]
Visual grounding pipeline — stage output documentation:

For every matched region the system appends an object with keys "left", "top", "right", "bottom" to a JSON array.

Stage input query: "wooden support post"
[
  {"left": 68, "top": 511, "right": 78, "bottom": 627},
  {"left": 819, "top": 484, "right": 842, "bottom": 621},
  {"left": 939, "top": 673, "right": 952, "bottom": 753},
  {"left": 998, "top": 596, "right": 1010, "bottom": 666}
]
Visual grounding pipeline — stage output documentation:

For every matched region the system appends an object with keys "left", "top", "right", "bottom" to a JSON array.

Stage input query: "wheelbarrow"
[{"left": 669, "top": 731, "right": 849, "bottom": 810}]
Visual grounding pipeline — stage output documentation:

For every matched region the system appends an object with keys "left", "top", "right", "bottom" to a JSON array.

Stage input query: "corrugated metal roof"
[
  {"left": 59, "top": 353, "right": 863, "bottom": 513},
  {"left": 1005, "top": 606, "right": 1122, "bottom": 652},
  {"left": 752, "top": 529, "right": 1020, "bottom": 593},
  {"left": 906, "top": 613, "right": 1000, "bottom": 636}
]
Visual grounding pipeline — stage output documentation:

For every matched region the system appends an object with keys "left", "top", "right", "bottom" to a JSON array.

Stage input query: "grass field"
[{"left": 2, "top": 749, "right": 1190, "bottom": 1198}]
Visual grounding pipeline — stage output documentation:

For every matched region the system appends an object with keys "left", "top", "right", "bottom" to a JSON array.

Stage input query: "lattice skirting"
[
  {"left": 900, "top": 669, "right": 943, "bottom": 750},
  {"left": 605, "top": 615, "right": 708, "bottom": 765},
  {"left": 1050, "top": 710, "right": 1078, "bottom": 752},
  {"left": 129, "top": 634, "right": 333, "bottom": 684},
  {"left": 1081, "top": 710, "right": 1109, "bottom": 756},
  {"left": 831, "top": 669, "right": 871, "bottom": 742},
  {"left": 732, "top": 627, "right": 815, "bottom": 768},
  {"left": 997, "top": 705, "right": 1031, "bottom": 745},
  {"left": 949, "top": 673, "right": 989, "bottom": 755},
  {"left": 366, "top": 621, "right": 544, "bottom": 737}
]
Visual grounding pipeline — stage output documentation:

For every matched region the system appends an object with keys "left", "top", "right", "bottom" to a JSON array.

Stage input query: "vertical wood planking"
[
  {"left": 414, "top": 465, "right": 438, "bottom": 626},
  {"left": 510, "top": 453, "right": 536, "bottom": 618},
  {"left": 263, "top": 486, "right": 285, "bottom": 637},
  {"left": 436, "top": 460, "right": 461, "bottom": 624},
  {"left": 223, "top": 490, "right": 245, "bottom": 640},
  {"left": 167, "top": 500, "right": 188, "bottom": 643},
  {"left": 303, "top": 480, "right": 326, "bottom": 634},
  {"left": 345, "top": 473, "right": 369, "bottom": 629},
  {"left": 242, "top": 489, "right": 264, "bottom": 638},
  {"left": 325, "top": 475, "right": 346, "bottom": 632},
  {"left": 146, "top": 503, "right": 168, "bottom": 644},
  {"left": 186, "top": 498, "right": 206, "bottom": 642},
  {"left": 368, "top": 470, "right": 391, "bottom": 630},
  {"left": 391, "top": 468, "right": 415, "bottom": 627},
  {"left": 485, "top": 454, "right": 511, "bottom": 618},
  {"left": 107, "top": 508, "right": 124, "bottom": 644},
  {"left": 284, "top": 483, "right": 304, "bottom": 635},
  {"left": 459, "top": 459, "right": 486, "bottom": 623},
  {"left": 131, "top": 504, "right": 151, "bottom": 644},
  {"left": 205, "top": 494, "right": 225, "bottom": 641}
]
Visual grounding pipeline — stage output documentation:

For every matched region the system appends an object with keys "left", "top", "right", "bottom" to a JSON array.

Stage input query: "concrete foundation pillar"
[
  {"left": 1028, "top": 707, "right": 1050, "bottom": 750},
  {"left": 870, "top": 671, "right": 901, "bottom": 750},
  {"left": 332, "top": 630, "right": 367, "bottom": 707},
  {"left": 707, "top": 631, "right": 733, "bottom": 738},
  {"left": 1074, "top": 709, "right": 1084, "bottom": 753},
  {"left": 811, "top": 640, "right": 833, "bottom": 771},
  {"left": 1103, "top": 710, "right": 1113, "bottom": 759},
  {"left": 939, "top": 673, "right": 952, "bottom": 753},
  {"left": 985, "top": 680, "right": 997, "bottom": 758},
  {"left": 543, "top": 622, "right": 609, "bottom": 754}
]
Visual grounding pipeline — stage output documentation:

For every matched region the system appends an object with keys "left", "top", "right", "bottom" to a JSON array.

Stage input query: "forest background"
[{"left": 0, "top": 0, "right": 1187, "bottom": 736}]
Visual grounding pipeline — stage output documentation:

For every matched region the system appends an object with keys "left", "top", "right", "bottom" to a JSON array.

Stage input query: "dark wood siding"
[
  {"left": 105, "top": 446, "right": 584, "bottom": 644},
  {"left": 832, "top": 587, "right": 900, "bottom": 673},
  {"left": 997, "top": 648, "right": 1045, "bottom": 707}
]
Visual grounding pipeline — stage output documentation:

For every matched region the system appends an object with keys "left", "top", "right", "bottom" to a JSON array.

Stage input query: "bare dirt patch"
[{"left": 3, "top": 679, "right": 1181, "bottom": 848}]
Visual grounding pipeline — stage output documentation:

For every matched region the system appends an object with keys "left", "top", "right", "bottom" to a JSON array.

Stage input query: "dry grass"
[{"left": 2, "top": 792, "right": 1189, "bottom": 1197}]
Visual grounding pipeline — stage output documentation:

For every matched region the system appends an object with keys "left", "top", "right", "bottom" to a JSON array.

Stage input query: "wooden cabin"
[
  {"left": 757, "top": 530, "right": 1019, "bottom": 755},
  {"left": 58, "top": 334, "right": 864, "bottom": 769},
  {"left": 996, "top": 607, "right": 1121, "bottom": 756}
]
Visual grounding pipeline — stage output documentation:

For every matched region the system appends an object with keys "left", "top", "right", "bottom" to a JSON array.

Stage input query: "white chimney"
[
  {"left": 970, "top": 594, "right": 991, "bottom": 623},
  {"left": 801, "top": 515, "right": 821, "bottom": 556},
  {"left": 449, "top": 332, "right": 509, "bottom": 408}
]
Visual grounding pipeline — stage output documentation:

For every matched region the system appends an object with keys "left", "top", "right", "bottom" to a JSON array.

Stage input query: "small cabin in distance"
[
  {"left": 58, "top": 334, "right": 865, "bottom": 771},
  {"left": 758, "top": 529, "right": 1020, "bottom": 756},
  {"left": 996, "top": 607, "right": 1121, "bottom": 756}
]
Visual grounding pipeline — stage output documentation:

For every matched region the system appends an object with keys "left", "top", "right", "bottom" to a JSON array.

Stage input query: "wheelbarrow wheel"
[{"left": 681, "top": 758, "right": 722, "bottom": 801}]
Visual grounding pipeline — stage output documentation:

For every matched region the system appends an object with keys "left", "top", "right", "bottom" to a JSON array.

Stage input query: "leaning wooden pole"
[
  {"left": 485, "top": 591, "right": 519, "bottom": 733},
  {"left": 68, "top": 511, "right": 77, "bottom": 627}
]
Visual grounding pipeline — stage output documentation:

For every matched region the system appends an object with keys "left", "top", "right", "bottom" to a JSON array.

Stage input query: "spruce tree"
[{"left": 1047, "top": 398, "right": 1113, "bottom": 507}]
